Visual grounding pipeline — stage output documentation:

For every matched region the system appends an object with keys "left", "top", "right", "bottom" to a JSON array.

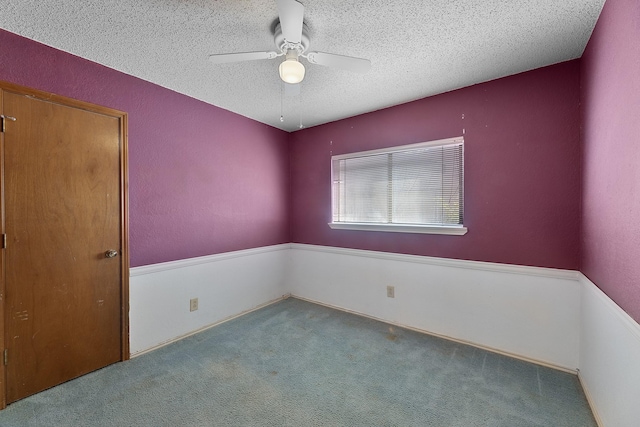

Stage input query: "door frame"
[{"left": 0, "top": 80, "right": 130, "bottom": 409}]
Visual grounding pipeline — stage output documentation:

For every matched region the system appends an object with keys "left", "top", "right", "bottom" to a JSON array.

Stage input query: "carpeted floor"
[{"left": 0, "top": 298, "right": 596, "bottom": 426}]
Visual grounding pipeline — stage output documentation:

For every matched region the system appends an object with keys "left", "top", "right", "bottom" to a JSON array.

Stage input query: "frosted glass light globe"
[{"left": 279, "top": 59, "right": 305, "bottom": 84}]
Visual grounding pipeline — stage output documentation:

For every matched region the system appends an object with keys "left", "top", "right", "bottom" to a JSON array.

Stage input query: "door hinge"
[
  {"left": 3, "top": 349, "right": 7, "bottom": 366},
  {"left": 0, "top": 114, "right": 16, "bottom": 132},
  {"left": 1, "top": 234, "right": 5, "bottom": 249}
]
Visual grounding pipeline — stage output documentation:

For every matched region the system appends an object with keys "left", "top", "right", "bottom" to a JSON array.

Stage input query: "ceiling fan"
[{"left": 209, "top": 0, "right": 371, "bottom": 86}]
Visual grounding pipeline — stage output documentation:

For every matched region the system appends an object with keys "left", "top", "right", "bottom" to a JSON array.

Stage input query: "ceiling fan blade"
[
  {"left": 284, "top": 82, "right": 301, "bottom": 97},
  {"left": 306, "top": 52, "right": 371, "bottom": 74},
  {"left": 276, "top": 0, "right": 304, "bottom": 44},
  {"left": 209, "top": 51, "right": 278, "bottom": 64}
]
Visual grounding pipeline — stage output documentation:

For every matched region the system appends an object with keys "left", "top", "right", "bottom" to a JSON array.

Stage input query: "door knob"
[{"left": 105, "top": 249, "right": 118, "bottom": 258}]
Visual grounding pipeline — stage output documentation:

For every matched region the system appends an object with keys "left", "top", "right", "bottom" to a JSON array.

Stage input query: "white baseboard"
[
  {"left": 292, "top": 294, "right": 576, "bottom": 373},
  {"left": 578, "top": 371, "right": 605, "bottom": 427},
  {"left": 129, "top": 244, "right": 290, "bottom": 355},
  {"left": 578, "top": 274, "right": 640, "bottom": 427},
  {"left": 288, "top": 244, "right": 581, "bottom": 371},
  {"left": 131, "top": 294, "right": 291, "bottom": 358}
]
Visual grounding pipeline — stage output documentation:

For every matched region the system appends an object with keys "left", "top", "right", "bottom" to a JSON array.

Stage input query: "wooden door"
[{"left": 0, "top": 86, "right": 129, "bottom": 405}]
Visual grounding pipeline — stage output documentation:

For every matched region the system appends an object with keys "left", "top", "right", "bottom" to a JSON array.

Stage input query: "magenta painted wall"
[
  {"left": 0, "top": 29, "right": 290, "bottom": 267},
  {"left": 581, "top": 0, "right": 640, "bottom": 322},
  {"left": 290, "top": 61, "right": 582, "bottom": 269}
]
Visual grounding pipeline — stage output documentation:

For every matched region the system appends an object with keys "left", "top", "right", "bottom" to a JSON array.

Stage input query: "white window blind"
[{"left": 331, "top": 138, "right": 464, "bottom": 230}]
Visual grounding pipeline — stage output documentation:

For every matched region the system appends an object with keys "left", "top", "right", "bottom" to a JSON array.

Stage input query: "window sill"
[{"left": 328, "top": 222, "right": 468, "bottom": 235}]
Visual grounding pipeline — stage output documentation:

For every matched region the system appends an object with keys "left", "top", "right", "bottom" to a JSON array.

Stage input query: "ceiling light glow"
[{"left": 279, "top": 50, "right": 305, "bottom": 84}]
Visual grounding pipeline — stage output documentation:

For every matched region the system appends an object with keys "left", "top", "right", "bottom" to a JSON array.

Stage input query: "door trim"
[{"left": 0, "top": 80, "right": 130, "bottom": 409}]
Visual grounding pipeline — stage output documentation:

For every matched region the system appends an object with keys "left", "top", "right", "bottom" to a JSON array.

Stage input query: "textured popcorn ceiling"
[{"left": 0, "top": 0, "right": 605, "bottom": 132}]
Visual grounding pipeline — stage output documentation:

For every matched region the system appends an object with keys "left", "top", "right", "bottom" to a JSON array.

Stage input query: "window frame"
[{"left": 329, "top": 136, "right": 468, "bottom": 236}]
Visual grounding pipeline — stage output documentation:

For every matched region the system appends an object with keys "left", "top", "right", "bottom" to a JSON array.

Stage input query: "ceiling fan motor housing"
[{"left": 274, "top": 22, "right": 310, "bottom": 55}]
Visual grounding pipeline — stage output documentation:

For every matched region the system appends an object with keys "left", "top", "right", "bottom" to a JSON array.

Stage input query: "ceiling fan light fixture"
[{"left": 279, "top": 50, "right": 305, "bottom": 84}]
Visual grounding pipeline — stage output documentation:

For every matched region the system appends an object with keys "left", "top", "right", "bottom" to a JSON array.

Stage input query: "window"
[{"left": 329, "top": 137, "right": 467, "bottom": 235}]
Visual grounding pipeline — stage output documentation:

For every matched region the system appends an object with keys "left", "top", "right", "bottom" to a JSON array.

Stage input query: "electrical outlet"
[
  {"left": 190, "top": 298, "right": 198, "bottom": 312},
  {"left": 387, "top": 286, "right": 395, "bottom": 298}
]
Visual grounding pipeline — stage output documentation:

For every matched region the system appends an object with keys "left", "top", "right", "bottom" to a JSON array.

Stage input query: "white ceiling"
[{"left": 0, "top": 0, "right": 605, "bottom": 132}]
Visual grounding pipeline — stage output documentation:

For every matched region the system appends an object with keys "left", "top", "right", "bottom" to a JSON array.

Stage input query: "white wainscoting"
[
  {"left": 128, "top": 243, "right": 640, "bottom": 427},
  {"left": 129, "top": 244, "right": 290, "bottom": 356},
  {"left": 578, "top": 274, "right": 640, "bottom": 427},
  {"left": 288, "top": 244, "right": 581, "bottom": 371}
]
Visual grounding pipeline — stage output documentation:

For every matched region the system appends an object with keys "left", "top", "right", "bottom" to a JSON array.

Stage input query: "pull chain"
[
  {"left": 280, "top": 83, "right": 284, "bottom": 123},
  {"left": 298, "top": 87, "right": 304, "bottom": 129}
]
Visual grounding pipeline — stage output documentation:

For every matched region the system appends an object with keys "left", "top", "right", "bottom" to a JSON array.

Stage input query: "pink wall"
[
  {"left": 290, "top": 61, "right": 582, "bottom": 269},
  {"left": 581, "top": 0, "right": 640, "bottom": 322},
  {"left": 0, "top": 29, "right": 290, "bottom": 267}
]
